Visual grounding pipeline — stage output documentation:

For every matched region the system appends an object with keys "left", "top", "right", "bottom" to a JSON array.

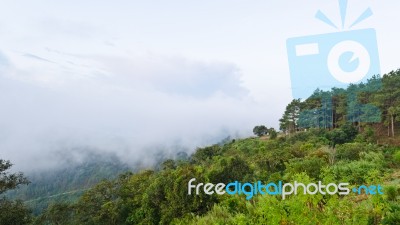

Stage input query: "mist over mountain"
[
  {"left": 5, "top": 150, "right": 131, "bottom": 214},
  {"left": 0, "top": 50, "right": 271, "bottom": 172}
]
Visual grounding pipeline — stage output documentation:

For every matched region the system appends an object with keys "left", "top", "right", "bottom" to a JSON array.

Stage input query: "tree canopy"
[{"left": 0, "top": 159, "right": 31, "bottom": 225}]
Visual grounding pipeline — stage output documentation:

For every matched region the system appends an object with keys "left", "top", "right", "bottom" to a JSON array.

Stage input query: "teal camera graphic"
[
  {"left": 286, "top": 0, "right": 381, "bottom": 127},
  {"left": 287, "top": 28, "right": 380, "bottom": 99}
]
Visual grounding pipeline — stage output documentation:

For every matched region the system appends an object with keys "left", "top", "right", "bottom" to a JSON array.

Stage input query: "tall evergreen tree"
[{"left": 279, "top": 99, "right": 302, "bottom": 133}]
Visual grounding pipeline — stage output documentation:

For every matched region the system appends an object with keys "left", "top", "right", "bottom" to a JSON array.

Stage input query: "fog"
[
  {"left": 3, "top": 0, "right": 397, "bottom": 172},
  {"left": 0, "top": 51, "right": 272, "bottom": 171}
]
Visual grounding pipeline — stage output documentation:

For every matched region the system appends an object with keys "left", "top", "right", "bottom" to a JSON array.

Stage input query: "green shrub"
[
  {"left": 284, "top": 157, "right": 327, "bottom": 179},
  {"left": 336, "top": 143, "right": 368, "bottom": 161},
  {"left": 394, "top": 151, "right": 400, "bottom": 164},
  {"left": 386, "top": 186, "right": 399, "bottom": 201}
]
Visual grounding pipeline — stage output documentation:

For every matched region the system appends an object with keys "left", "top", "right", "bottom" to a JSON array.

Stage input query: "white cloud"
[{"left": 0, "top": 50, "right": 269, "bottom": 171}]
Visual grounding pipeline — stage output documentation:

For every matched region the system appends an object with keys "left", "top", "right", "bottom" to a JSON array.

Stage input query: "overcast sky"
[{"left": 0, "top": 0, "right": 399, "bottom": 170}]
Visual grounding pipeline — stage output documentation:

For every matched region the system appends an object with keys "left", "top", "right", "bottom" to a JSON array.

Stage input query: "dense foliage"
[
  {"left": 26, "top": 129, "right": 400, "bottom": 225},
  {"left": 1, "top": 70, "right": 400, "bottom": 224},
  {"left": 0, "top": 160, "right": 31, "bottom": 225},
  {"left": 6, "top": 152, "right": 131, "bottom": 215},
  {"left": 279, "top": 70, "right": 400, "bottom": 136}
]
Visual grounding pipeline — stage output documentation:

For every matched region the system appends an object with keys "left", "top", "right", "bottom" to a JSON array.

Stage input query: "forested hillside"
[
  {"left": 279, "top": 70, "right": 400, "bottom": 138},
  {"left": 29, "top": 129, "right": 400, "bottom": 224},
  {"left": 1, "top": 70, "right": 400, "bottom": 224},
  {"left": 6, "top": 152, "right": 131, "bottom": 215}
]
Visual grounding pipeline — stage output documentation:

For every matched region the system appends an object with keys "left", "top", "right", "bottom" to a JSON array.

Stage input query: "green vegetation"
[
  {"left": 279, "top": 70, "right": 400, "bottom": 136},
  {"left": 1, "top": 70, "right": 400, "bottom": 224},
  {"left": 0, "top": 160, "right": 32, "bottom": 225},
  {"left": 26, "top": 129, "right": 400, "bottom": 225},
  {"left": 252, "top": 125, "right": 269, "bottom": 137},
  {"left": 253, "top": 125, "right": 277, "bottom": 140},
  {"left": 6, "top": 152, "right": 131, "bottom": 215}
]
